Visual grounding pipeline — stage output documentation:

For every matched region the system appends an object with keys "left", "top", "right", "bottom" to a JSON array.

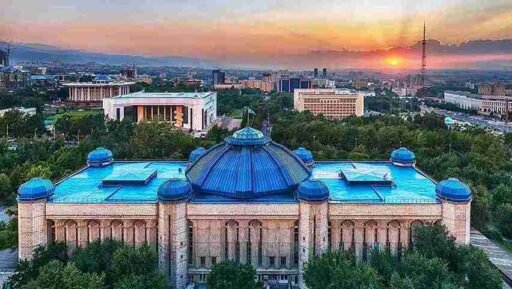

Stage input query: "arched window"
[
  {"left": 88, "top": 220, "right": 101, "bottom": 243},
  {"left": 134, "top": 220, "right": 146, "bottom": 246},
  {"left": 111, "top": 220, "right": 123, "bottom": 242},
  {"left": 341, "top": 220, "right": 355, "bottom": 254},
  {"left": 65, "top": 220, "right": 78, "bottom": 253}
]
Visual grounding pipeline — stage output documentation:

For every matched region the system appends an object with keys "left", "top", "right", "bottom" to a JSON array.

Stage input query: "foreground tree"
[{"left": 207, "top": 260, "right": 261, "bottom": 289}]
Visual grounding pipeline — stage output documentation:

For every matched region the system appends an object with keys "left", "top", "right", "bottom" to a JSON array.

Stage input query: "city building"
[
  {"left": 0, "top": 107, "right": 36, "bottom": 117},
  {"left": 63, "top": 75, "right": 134, "bottom": 104},
  {"left": 121, "top": 66, "right": 137, "bottom": 79},
  {"left": 0, "top": 48, "right": 9, "bottom": 67},
  {"left": 444, "top": 91, "right": 482, "bottom": 111},
  {"left": 294, "top": 88, "right": 364, "bottom": 119},
  {"left": 444, "top": 91, "right": 512, "bottom": 117},
  {"left": 478, "top": 83, "right": 506, "bottom": 96},
  {"left": 213, "top": 83, "right": 242, "bottom": 90},
  {"left": 30, "top": 75, "right": 59, "bottom": 89},
  {"left": 313, "top": 68, "right": 319, "bottom": 78},
  {"left": 278, "top": 77, "right": 311, "bottom": 93},
  {"left": 352, "top": 78, "right": 368, "bottom": 90},
  {"left": 240, "top": 78, "right": 273, "bottom": 92},
  {"left": 0, "top": 66, "right": 30, "bottom": 89},
  {"left": 212, "top": 69, "right": 226, "bottom": 85},
  {"left": 322, "top": 68, "right": 327, "bottom": 79},
  {"left": 17, "top": 128, "right": 472, "bottom": 289},
  {"left": 103, "top": 91, "right": 217, "bottom": 132}
]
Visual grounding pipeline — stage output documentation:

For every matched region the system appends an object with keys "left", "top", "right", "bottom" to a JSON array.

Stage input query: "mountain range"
[{"left": 2, "top": 39, "right": 512, "bottom": 70}]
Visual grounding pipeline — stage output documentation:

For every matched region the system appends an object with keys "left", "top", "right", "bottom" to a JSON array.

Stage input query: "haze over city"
[{"left": 2, "top": 0, "right": 512, "bottom": 69}]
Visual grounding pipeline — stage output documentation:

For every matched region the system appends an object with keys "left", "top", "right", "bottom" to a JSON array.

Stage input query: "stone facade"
[{"left": 18, "top": 197, "right": 471, "bottom": 289}]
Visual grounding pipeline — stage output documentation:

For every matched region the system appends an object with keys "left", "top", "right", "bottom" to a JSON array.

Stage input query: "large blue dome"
[
  {"left": 436, "top": 178, "right": 472, "bottom": 202},
  {"left": 186, "top": 127, "right": 311, "bottom": 199},
  {"left": 158, "top": 179, "right": 192, "bottom": 202},
  {"left": 297, "top": 178, "right": 329, "bottom": 201},
  {"left": 87, "top": 147, "right": 113, "bottom": 167},
  {"left": 18, "top": 178, "right": 54, "bottom": 201},
  {"left": 189, "top": 147, "right": 206, "bottom": 162},
  {"left": 390, "top": 147, "right": 416, "bottom": 166},
  {"left": 293, "top": 147, "right": 314, "bottom": 164}
]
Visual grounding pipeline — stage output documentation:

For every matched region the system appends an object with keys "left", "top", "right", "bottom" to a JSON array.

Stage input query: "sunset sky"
[{"left": 1, "top": 0, "right": 512, "bottom": 69}]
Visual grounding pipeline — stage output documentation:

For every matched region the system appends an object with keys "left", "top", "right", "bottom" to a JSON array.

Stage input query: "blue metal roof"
[
  {"left": 436, "top": 178, "right": 472, "bottom": 202},
  {"left": 87, "top": 147, "right": 113, "bottom": 167},
  {"left": 390, "top": 147, "right": 416, "bottom": 164},
  {"left": 186, "top": 128, "right": 311, "bottom": 199},
  {"left": 297, "top": 178, "right": 329, "bottom": 201},
  {"left": 293, "top": 147, "right": 314, "bottom": 163},
  {"left": 158, "top": 179, "right": 192, "bottom": 202},
  {"left": 189, "top": 147, "right": 206, "bottom": 162},
  {"left": 18, "top": 178, "right": 54, "bottom": 201}
]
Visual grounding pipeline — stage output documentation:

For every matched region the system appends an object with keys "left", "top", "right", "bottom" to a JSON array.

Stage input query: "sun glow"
[{"left": 385, "top": 56, "right": 403, "bottom": 67}]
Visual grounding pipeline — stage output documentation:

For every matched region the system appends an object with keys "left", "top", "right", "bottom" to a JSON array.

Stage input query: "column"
[
  {"left": 158, "top": 201, "right": 188, "bottom": 289},
  {"left": 100, "top": 220, "right": 112, "bottom": 241},
  {"left": 239, "top": 220, "right": 249, "bottom": 264},
  {"left": 77, "top": 220, "right": 88, "bottom": 248},
  {"left": 331, "top": 220, "right": 341, "bottom": 251},
  {"left": 146, "top": 220, "right": 158, "bottom": 250},
  {"left": 377, "top": 221, "right": 387, "bottom": 251},
  {"left": 400, "top": 221, "right": 410, "bottom": 251},
  {"left": 354, "top": 221, "right": 364, "bottom": 260},
  {"left": 123, "top": 220, "right": 134, "bottom": 246},
  {"left": 55, "top": 220, "right": 66, "bottom": 242},
  {"left": 298, "top": 202, "right": 312, "bottom": 289},
  {"left": 18, "top": 199, "right": 48, "bottom": 260},
  {"left": 441, "top": 200, "right": 471, "bottom": 244}
]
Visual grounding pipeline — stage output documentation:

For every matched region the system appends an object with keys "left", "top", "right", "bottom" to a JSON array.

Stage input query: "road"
[{"left": 423, "top": 106, "right": 512, "bottom": 133}]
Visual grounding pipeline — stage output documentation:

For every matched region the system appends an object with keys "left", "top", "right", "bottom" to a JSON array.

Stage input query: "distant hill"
[{"left": 0, "top": 42, "right": 217, "bottom": 68}]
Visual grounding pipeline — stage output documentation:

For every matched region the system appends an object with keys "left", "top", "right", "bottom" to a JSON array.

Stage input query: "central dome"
[{"left": 186, "top": 127, "right": 311, "bottom": 199}]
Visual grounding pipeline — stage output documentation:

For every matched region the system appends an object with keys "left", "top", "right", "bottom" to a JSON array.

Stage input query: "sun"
[{"left": 385, "top": 56, "right": 403, "bottom": 67}]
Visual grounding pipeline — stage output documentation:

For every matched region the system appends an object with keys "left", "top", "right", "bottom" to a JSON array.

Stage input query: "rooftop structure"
[
  {"left": 103, "top": 91, "right": 217, "bottom": 132},
  {"left": 18, "top": 127, "right": 472, "bottom": 289}
]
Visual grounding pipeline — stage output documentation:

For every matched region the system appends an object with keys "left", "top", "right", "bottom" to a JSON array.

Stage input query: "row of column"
[
  {"left": 51, "top": 219, "right": 157, "bottom": 254},
  {"left": 69, "top": 85, "right": 129, "bottom": 102}
]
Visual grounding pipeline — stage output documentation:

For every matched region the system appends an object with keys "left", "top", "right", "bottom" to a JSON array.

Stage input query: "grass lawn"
[{"left": 46, "top": 110, "right": 103, "bottom": 121}]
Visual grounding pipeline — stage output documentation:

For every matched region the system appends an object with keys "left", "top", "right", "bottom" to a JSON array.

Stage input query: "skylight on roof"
[
  {"left": 340, "top": 166, "right": 392, "bottom": 185},
  {"left": 102, "top": 168, "right": 157, "bottom": 185}
]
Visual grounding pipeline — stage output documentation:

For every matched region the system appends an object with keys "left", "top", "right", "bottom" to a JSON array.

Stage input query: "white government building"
[
  {"left": 103, "top": 91, "right": 217, "bottom": 132},
  {"left": 294, "top": 89, "right": 364, "bottom": 119}
]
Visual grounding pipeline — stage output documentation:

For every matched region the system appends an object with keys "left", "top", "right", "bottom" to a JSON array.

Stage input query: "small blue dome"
[
  {"left": 297, "top": 179, "right": 329, "bottom": 202},
  {"left": 436, "top": 178, "right": 472, "bottom": 202},
  {"left": 158, "top": 179, "right": 192, "bottom": 202},
  {"left": 294, "top": 147, "right": 314, "bottom": 164},
  {"left": 189, "top": 147, "right": 206, "bottom": 162},
  {"left": 94, "top": 74, "right": 112, "bottom": 82},
  {"left": 18, "top": 178, "right": 54, "bottom": 201},
  {"left": 444, "top": 117, "right": 455, "bottom": 126},
  {"left": 390, "top": 147, "right": 416, "bottom": 166},
  {"left": 87, "top": 147, "right": 113, "bottom": 167},
  {"left": 225, "top": 127, "right": 271, "bottom": 146}
]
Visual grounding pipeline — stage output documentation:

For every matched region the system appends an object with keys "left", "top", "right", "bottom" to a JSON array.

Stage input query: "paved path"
[
  {"left": 0, "top": 248, "right": 17, "bottom": 287},
  {"left": 470, "top": 229, "right": 512, "bottom": 287}
]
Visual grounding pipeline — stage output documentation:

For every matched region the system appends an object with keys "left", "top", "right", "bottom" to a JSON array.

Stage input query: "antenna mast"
[{"left": 420, "top": 22, "right": 427, "bottom": 87}]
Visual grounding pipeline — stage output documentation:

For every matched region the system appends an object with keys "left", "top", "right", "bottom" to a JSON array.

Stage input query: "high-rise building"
[
  {"left": 121, "top": 66, "right": 138, "bottom": 79},
  {"left": 278, "top": 77, "right": 311, "bottom": 93},
  {"left": 322, "top": 68, "right": 327, "bottom": 79},
  {"left": 212, "top": 69, "right": 226, "bottom": 85},
  {"left": 294, "top": 88, "right": 364, "bottom": 119},
  {"left": 0, "top": 47, "right": 9, "bottom": 67},
  {"left": 313, "top": 68, "right": 319, "bottom": 78}
]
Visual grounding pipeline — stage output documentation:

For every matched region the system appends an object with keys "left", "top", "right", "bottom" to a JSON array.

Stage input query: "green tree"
[
  {"left": 303, "top": 251, "right": 382, "bottom": 289},
  {"left": 207, "top": 260, "right": 261, "bottom": 289},
  {"left": 495, "top": 203, "right": 512, "bottom": 238}
]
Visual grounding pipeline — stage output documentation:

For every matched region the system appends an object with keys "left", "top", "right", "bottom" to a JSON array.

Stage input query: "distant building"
[
  {"left": 278, "top": 77, "right": 311, "bottom": 93},
  {"left": 240, "top": 78, "right": 273, "bottom": 92},
  {"left": 294, "top": 88, "right": 364, "bottom": 119},
  {"left": 30, "top": 75, "right": 59, "bottom": 89},
  {"left": 0, "top": 66, "right": 30, "bottom": 89},
  {"left": 478, "top": 83, "right": 506, "bottom": 96},
  {"left": 444, "top": 90, "right": 512, "bottom": 117},
  {"left": 0, "top": 48, "right": 9, "bottom": 67},
  {"left": 310, "top": 79, "right": 335, "bottom": 89},
  {"left": 214, "top": 83, "right": 242, "bottom": 90},
  {"left": 352, "top": 78, "right": 368, "bottom": 90},
  {"left": 322, "top": 68, "right": 327, "bottom": 78},
  {"left": 63, "top": 75, "right": 134, "bottom": 104},
  {"left": 121, "top": 66, "right": 137, "bottom": 79},
  {"left": 212, "top": 69, "right": 225, "bottom": 85},
  {"left": 313, "top": 68, "right": 319, "bottom": 78},
  {"left": 0, "top": 107, "right": 36, "bottom": 117},
  {"left": 103, "top": 91, "right": 217, "bottom": 132}
]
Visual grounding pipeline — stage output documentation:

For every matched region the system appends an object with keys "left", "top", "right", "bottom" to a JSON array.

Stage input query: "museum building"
[{"left": 17, "top": 127, "right": 472, "bottom": 289}]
